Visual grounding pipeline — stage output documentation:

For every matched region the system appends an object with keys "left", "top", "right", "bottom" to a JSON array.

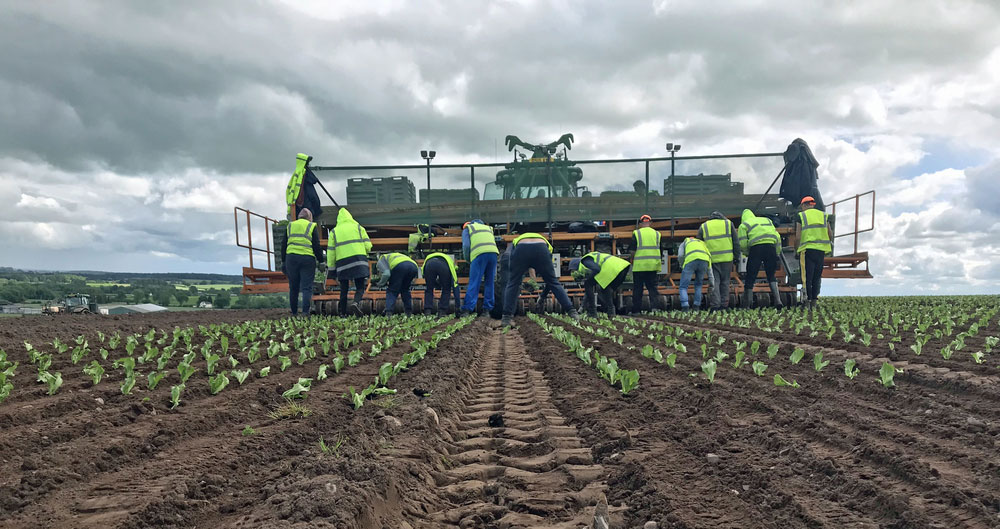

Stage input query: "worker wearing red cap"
[
  {"left": 793, "top": 196, "right": 832, "bottom": 309},
  {"left": 628, "top": 214, "right": 663, "bottom": 314}
]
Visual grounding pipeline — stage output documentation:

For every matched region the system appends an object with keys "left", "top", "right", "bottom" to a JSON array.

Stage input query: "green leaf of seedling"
[
  {"left": 751, "top": 361, "right": 768, "bottom": 376},
  {"left": 773, "top": 374, "right": 800, "bottom": 388}
]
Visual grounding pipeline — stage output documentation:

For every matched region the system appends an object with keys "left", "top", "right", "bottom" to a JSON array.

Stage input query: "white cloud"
[{"left": 16, "top": 193, "right": 61, "bottom": 209}]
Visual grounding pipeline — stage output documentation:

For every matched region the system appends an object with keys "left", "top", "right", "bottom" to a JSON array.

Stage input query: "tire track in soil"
[{"left": 407, "top": 329, "right": 609, "bottom": 528}]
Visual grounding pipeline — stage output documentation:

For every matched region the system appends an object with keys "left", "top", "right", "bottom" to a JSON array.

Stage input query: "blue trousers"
[
  {"left": 503, "top": 243, "right": 572, "bottom": 316},
  {"left": 385, "top": 262, "right": 418, "bottom": 315},
  {"left": 462, "top": 252, "right": 497, "bottom": 311},
  {"left": 679, "top": 260, "right": 711, "bottom": 309},
  {"left": 285, "top": 254, "right": 315, "bottom": 315}
]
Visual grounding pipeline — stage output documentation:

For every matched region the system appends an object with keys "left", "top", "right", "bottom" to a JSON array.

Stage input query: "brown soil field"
[{"left": 1, "top": 309, "right": 998, "bottom": 529}]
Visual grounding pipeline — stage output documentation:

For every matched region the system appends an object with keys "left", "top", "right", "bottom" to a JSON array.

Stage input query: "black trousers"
[
  {"left": 802, "top": 249, "right": 825, "bottom": 300},
  {"left": 630, "top": 271, "right": 661, "bottom": 313},
  {"left": 338, "top": 277, "right": 367, "bottom": 314},
  {"left": 285, "top": 254, "right": 315, "bottom": 315},
  {"left": 745, "top": 244, "right": 778, "bottom": 288},
  {"left": 385, "top": 262, "right": 418, "bottom": 315},
  {"left": 423, "top": 258, "right": 455, "bottom": 313},
  {"left": 585, "top": 269, "right": 628, "bottom": 316}
]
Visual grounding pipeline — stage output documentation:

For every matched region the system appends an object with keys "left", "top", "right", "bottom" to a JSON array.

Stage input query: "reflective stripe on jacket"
[
  {"left": 699, "top": 218, "right": 734, "bottom": 263},
  {"left": 798, "top": 209, "right": 832, "bottom": 255},
  {"left": 467, "top": 222, "right": 499, "bottom": 261},
  {"left": 632, "top": 227, "right": 662, "bottom": 272},
  {"left": 682, "top": 238, "right": 711, "bottom": 268},
  {"left": 579, "top": 251, "right": 630, "bottom": 289},
  {"left": 285, "top": 219, "right": 316, "bottom": 258}
]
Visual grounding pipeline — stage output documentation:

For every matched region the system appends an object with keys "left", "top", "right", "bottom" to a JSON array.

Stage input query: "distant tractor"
[{"left": 43, "top": 294, "right": 98, "bottom": 315}]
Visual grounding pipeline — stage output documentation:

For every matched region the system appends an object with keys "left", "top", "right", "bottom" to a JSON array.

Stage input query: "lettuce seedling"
[
  {"left": 247, "top": 345, "right": 260, "bottom": 364},
  {"left": 229, "top": 355, "right": 239, "bottom": 368},
  {"left": 971, "top": 352, "right": 986, "bottom": 364},
  {"left": 751, "top": 361, "right": 768, "bottom": 376},
  {"left": 170, "top": 384, "right": 184, "bottom": 409},
  {"left": 732, "top": 351, "right": 746, "bottom": 369},
  {"left": 844, "top": 359, "right": 859, "bottom": 379},
  {"left": 177, "top": 362, "right": 196, "bottom": 383},
  {"left": 346, "top": 386, "right": 365, "bottom": 409},
  {"left": 750, "top": 341, "right": 761, "bottom": 355},
  {"left": 278, "top": 356, "right": 292, "bottom": 372},
  {"left": 120, "top": 373, "right": 136, "bottom": 395},
  {"left": 148, "top": 371, "right": 166, "bottom": 390},
  {"left": 39, "top": 371, "right": 63, "bottom": 395},
  {"left": 700, "top": 360, "right": 717, "bottom": 383},
  {"left": 618, "top": 369, "right": 640, "bottom": 395},
  {"left": 332, "top": 356, "right": 344, "bottom": 373},
  {"left": 665, "top": 353, "right": 677, "bottom": 368},
  {"left": 878, "top": 362, "right": 896, "bottom": 388},
  {"left": 766, "top": 344, "right": 779, "bottom": 359},
  {"left": 773, "top": 374, "right": 800, "bottom": 388},
  {"left": 209, "top": 372, "right": 230, "bottom": 395},
  {"left": 259, "top": 366, "right": 271, "bottom": 378},
  {"left": 83, "top": 360, "right": 105, "bottom": 385},
  {"left": 205, "top": 354, "right": 221, "bottom": 375},
  {"left": 813, "top": 353, "right": 830, "bottom": 372},
  {"left": 789, "top": 348, "right": 805, "bottom": 365}
]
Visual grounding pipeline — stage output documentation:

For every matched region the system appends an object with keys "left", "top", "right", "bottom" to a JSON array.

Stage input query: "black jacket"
[{"left": 780, "top": 138, "right": 825, "bottom": 210}]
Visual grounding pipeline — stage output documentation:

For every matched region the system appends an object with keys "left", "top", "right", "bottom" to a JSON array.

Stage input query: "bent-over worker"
[
  {"left": 676, "top": 236, "right": 713, "bottom": 311},
  {"left": 461, "top": 219, "right": 499, "bottom": 315},
  {"left": 422, "top": 252, "right": 459, "bottom": 316},
  {"left": 573, "top": 252, "right": 631, "bottom": 317},
  {"left": 502, "top": 233, "right": 578, "bottom": 327},
  {"left": 376, "top": 252, "right": 419, "bottom": 316},
  {"left": 738, "top": 209, "right": 783, "bottom": 309}
]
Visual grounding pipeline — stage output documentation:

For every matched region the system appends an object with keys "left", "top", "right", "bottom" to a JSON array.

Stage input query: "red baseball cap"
[{"left": 800, "top": 196, "right": 816, "bottom": 205}]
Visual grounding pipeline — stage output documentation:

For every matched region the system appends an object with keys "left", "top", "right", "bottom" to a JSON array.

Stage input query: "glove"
[
  {"left": 570, "top": 270, "right": 587, "bottom": 281},
  {"left": 317, "top": 262, "right": 327, "bottom": 273}
]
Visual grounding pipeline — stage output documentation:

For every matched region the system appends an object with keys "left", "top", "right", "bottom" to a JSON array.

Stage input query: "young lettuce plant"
[
  {"left": 258, "top": 366, "right": 271, "bottom": 378},
  {"left": 773, "top": 374, "right": 800, "bottom": 388},
  {"left": 618, "top": 370, "right": 640, "bottom": 395},
  {"left": 39, "top": 371, "right": 63, "bottom": 395},
  {"left": 209, "top": 372, "right": 230, "bottom": 395},
  {"left": 83, "top": 360, "right": 105, "bottom": 385},
  {"left": 278, "top": 355, "right": 292, "bottom": 372},
  {"left": 148, "top": 371, "right": 167, "bottom": 390},
  {"left": 844, "top": 359, "right": 859, "bottom": 379},
  {"left": 766, "top": 344, "right": 779, "bottom": 359},
  {"left": 282, "top": 377, "right": 313, "bottom": 399},
  {"left": 878, "top": 362, "right": 897, "bottom": 388},
  {"left": 789, "top": 348, "right": 805, "bottom": 365},
  {"left": 751, "top": 361, "right": 768, "bottom": 376},
  {"left": 700, "top": 360, "right": 717, "bottom": 384},
  {"left": 813, "top": 353, "right": 830, "bottom": 372},
  {"left": 665, "top": 353, "right": 677, "bottom": 369},
  {"left": 120, "top": 373, "right": 136, "bottom": 395},
  {"left": 971, "top": 352, "right": 986, "bottom": 364},
  {"left": 170, "top": 384, "right": 184, "bottom": 409},
  {"left": 317, "top": 364, "right": 329, "bottom": 381},
  {"left": 732, "top": 351, "right": 746, "bottom": 369}
]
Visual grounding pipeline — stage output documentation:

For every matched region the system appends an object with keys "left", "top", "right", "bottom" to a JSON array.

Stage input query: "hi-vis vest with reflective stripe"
[
  {"left": 632, "top": 227, "right": 662, "bottom": 272},
  {"left": 385, "top": 252, "right": 417, "bottom": 270},
  {"left": 285, "top": 153, "right": 310, "bottom": 217},
  {"left": 742, "top": 218, "right": 779, "bottom": 250},
  {"left": 798, "top": 209, "right": 832, "bottom": 255},
  {"left": 423, "top": 252, "right": 458, "bottom": 287},
  {"left": 699, "top": 218, "right": 734, "bottom": 263},
  {"left": 682, "top": 238, "right": 711, "bottom": 268},
  {"left": 329, "top": 221, "right": 371, "bottom": 272},
  {"left": 579, "top": 252, "right": 630, "bottom": 289},
  {"left": 285, "top": 219, "right": 316, "bottom": 258},
  {"left": 467, "top": 223, "right": 499, "bottom": 261},
  {"left": 512, "top": 232, "right": 553, "bottom": 252}
]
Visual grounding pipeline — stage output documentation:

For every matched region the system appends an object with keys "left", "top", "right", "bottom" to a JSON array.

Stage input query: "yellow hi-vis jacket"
[
  {"left": 328, "top": 208, "right": 372, "bottom": 273},
  {"left": 422, "top": 253, "right": 458, "bottom": 287},
  {"left": 797, "top": 208, "right": 833, "bottom": 255},
  {"left": 578, "top": 252, "right": 630, "bottom": 289},
  {"left": 285, "top": 153, "right": 310, "bottom": 217},
  {"left": 631, "top": 227, "right": 662, "bottom": 272},
  {"left": 698, "top": 218, "right": 735, "bottom": 263},
  {"left": 285, "top": 218, "right": 317, "bottom": 258}
]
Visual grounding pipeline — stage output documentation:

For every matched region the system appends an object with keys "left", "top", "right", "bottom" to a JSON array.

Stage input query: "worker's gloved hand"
[
  {"left": 317, "top": 262, "right": 327, "bottom": 273},
  {"left": 570, "top": 270, "right": 587, "bottom": 281}
]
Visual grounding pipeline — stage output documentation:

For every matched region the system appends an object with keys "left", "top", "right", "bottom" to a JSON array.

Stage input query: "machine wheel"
[
  {"left": 669, "top": 294, "right": 680, "bottom": 310},
  {"left": 757, "top": 292, "right": 770, "bottom": 307}
]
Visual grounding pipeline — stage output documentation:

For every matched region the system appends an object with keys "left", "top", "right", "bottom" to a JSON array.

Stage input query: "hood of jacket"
[
  {"left": 336, "top": 208, "right": 356, "bottom": 225},
  {"left": 710, "top": 211, "right": 726, "bottom": 220},
  {"left": 741, "top": 209, "right": 756, "bottom": 224}
]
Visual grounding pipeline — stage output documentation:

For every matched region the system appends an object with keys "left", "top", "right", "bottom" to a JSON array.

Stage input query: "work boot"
[
  {"left": 742, "top": 289, "right": 753, "bottom": 309},
  {"left": 501, "top": 315, "right": 513, "bottom": 327},
  {"left": 349, "top": 302, "right": 364, "bottom": 317},
  {"left": 769, "top": 282, "right": 783, "bottom": 309},
  {"left": 568, "top": 308, "right": 582, "bottom": 321},
  {"left": 424, "top": 308, "right": 434, "bottom": 316},
  {"left": 681, "top": 305, "right": 690, "bottom": 312}
]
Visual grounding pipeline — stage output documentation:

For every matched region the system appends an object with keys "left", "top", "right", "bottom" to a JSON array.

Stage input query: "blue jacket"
[{"left": 461, "top": 219, "right": 485, "bottom": 261}]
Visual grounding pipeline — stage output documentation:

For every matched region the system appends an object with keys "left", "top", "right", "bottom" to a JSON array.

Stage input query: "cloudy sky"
[{"left": 1, "top": 0, "right": 998, "bottom": 295}]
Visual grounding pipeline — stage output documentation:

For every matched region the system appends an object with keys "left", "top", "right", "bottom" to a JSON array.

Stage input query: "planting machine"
[{"left": 235, "top": 135, "right": 874, "bottom": 314}]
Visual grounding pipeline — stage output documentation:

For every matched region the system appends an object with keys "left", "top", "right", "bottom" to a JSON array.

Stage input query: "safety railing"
[
  {"left": 829, "top": 190, "right": 875, "bottom": 256},
  {"left": 234, "top": 207, "right": 277, "bottom": 272}
]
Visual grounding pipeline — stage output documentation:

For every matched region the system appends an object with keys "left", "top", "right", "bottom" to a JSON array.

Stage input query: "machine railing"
[
  {"left": 234, "top": 207, "right": 277, "bottom": 272},
  {"left": 830, "top": 190, "right": 875, "bottom": 256}
]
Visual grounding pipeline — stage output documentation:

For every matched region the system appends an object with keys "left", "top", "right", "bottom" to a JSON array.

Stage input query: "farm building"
[
  {"left": 1, "top": 301, "right": 21, "bottom": 314},
  {"left": 99, "top": 303, "right": 169, "bottom": 315}
]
